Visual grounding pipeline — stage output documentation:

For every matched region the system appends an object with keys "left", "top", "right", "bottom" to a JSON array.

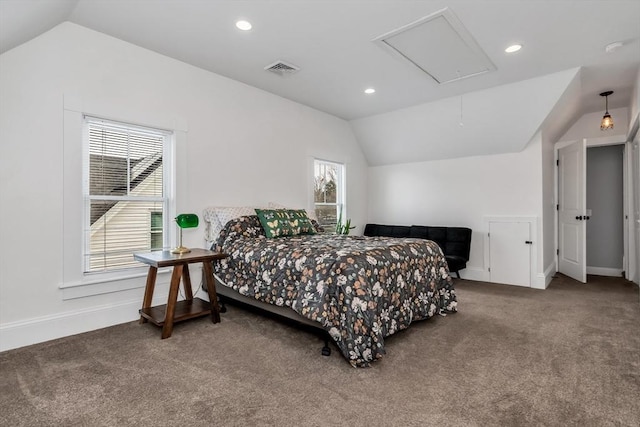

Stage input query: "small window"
[
  {"left": 150, "top": 211, "right": 163, "bottom": 250},
  {"left": 313, "top": 159, "right": 345, "bottom": 229},
  {"left": 84, "top": 117, "right": 172, "bottom": 273}
]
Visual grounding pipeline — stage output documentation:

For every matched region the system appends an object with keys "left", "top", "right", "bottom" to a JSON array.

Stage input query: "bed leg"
[
  {"left": 321, "top": 338, "right": 331, "bottom": 357},
  {"left": 219, "top": 297, "right": 227, "bottom": 313}
]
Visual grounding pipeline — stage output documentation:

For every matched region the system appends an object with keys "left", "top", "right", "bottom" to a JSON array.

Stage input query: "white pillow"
[
  {"left": 202, "top": 207, "right": 222, "bottom": 243},
  {"left": 216, "top": 206, "right": 257, "bottom": 229},
  {"left": 203, "top": 206, "right": 260, "bottom": 244}
]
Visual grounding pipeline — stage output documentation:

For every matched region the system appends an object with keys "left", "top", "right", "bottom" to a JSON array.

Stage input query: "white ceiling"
[{"left": 1, "top": 0, "right": 639, "bottom": 122}]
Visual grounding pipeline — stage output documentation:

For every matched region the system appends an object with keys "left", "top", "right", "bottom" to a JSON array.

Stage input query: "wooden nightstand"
[{"left": 134, "top": 248, "right": 228, "bottom": 339}]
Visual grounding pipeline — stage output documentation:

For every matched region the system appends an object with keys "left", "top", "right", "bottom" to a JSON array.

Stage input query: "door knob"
[
  {"left": 575, "top": 216, "right": 583, "bottom": 220},
  {"left": 525, "top": 241, "right": 533, "bottom": 244}
]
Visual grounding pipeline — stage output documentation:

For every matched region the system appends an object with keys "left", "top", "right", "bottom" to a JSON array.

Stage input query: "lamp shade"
[
  {"left": 175, "top": 213, "right": 199, "bottom": 229},
  {"left": 171, "top": 214, "right": 199, "bottom": 254}
]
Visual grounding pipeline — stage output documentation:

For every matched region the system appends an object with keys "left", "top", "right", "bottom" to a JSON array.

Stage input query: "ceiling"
[{"left": 1, "top": 0, "right": 639, "bottom": 122}]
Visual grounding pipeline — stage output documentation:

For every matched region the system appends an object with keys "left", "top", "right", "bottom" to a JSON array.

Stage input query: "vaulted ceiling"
[{"left": 1, "top": 0, "right": 639, "bottom": 163}]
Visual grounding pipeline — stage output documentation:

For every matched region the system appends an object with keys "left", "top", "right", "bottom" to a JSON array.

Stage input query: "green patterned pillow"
[
  {"left": 287, "top": 209, "right": 317, "bottom": 235},
  {"left": 255, "top": 209, "right": 294, "bottom": 238}
]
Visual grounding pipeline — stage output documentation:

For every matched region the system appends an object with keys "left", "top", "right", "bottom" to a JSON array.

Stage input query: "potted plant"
[{"left": 335, "top": 209, "right": 355, "bottom": 235}]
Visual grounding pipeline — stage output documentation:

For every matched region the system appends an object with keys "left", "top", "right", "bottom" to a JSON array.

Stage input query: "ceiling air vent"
[
  {"left": 373, "top": 8, "right": 496, "bottom": 84},
  {"left": 264, "top": 60, "right": 300, "bottom": 76}
]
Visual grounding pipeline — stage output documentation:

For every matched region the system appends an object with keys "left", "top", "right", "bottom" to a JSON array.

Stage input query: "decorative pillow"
[
  {"left": 310, "top": 218, "right": 325, "bottom": 233},
  {"left": 287, "top": 209, "right": 317, "bottom": 235},
  {"left": 255, "top": 209, "right": 295, "bottom": 238},
  {"left": 213, "top": 215, "right": 265, "bottom": 252},
  {"left": 268, "top": 202, "right": 319, "bottom": 222}
]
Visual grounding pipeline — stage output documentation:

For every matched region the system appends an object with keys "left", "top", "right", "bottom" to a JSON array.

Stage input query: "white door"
[
  {"left": 489, "top": 221, "right": 531, "bottom": 287},
  {"left": 633, "top": 140, "right": 640, "bottom": 285},
  {"left": 558, "top": 140, "right": 587, "bottom": 283}
]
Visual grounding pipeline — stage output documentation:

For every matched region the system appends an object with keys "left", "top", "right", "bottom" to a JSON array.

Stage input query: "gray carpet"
[{"left": 1, "top": 275, "right": 639, "bottom": 426}]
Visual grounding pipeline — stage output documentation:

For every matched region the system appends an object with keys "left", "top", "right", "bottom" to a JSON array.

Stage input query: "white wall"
[
  {"left": 367, "top": 133, "right": 544, "bottom": 283},
  {"left": 559, "top": 107, "right": 629, "bottom": 142},
  {"left": 629, "top": 67, "right": 640, "bottom": 134},
  {"left": 350, "top": 68, "right": 580, "bottom": 166},
  {"left": 0, "top": 22, "right": 368, "bottom": 350},
  {"left": 356, "top": 68, "right": 581, "bottom": 289},
  {"left": 538, "top": 70, "right": 583, "bottom": 281},
  {"left": 540, "top": 129, "right": 558, "bottom": 280}
]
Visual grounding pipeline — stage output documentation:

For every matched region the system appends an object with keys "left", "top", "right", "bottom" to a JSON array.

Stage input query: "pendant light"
[{"left": 600, "top": 91, "right": 614, "bottom": 130}]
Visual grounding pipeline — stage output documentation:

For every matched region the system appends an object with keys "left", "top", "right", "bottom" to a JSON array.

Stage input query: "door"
[
  {"left": 633, "top": 139, "right": 640, "bottom": 285},
  {"left": 558, "top": 140, "right": 587, "bottom": 282},
  {"left": 489, "top": 221, "right": 531, "bottom": 287}
]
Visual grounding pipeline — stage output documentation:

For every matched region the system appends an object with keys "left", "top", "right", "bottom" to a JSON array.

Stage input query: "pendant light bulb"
[{"left": 600, "top": 91, "right": 614, "bottom": 131}]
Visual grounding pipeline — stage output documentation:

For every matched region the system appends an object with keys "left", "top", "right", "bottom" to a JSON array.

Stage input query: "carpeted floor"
[{"left": 1, "top": 274, "right": 638, "bottom": 426}]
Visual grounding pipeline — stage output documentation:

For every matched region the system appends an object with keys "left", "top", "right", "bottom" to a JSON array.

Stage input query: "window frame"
[
  {"left": 82, "top": 116, "right": 173, "bottom": 274},
  {"left": 313, "top": 159, "right": 346, "bottom": 229}
]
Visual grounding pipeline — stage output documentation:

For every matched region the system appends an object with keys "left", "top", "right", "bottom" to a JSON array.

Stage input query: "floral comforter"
[{"left": 212, "top": 216, "right": 457, "bottom": 367}]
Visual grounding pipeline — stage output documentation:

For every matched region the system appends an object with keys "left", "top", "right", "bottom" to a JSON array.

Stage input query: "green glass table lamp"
[{"left": 171, "top": 213, "right": 199, "bottom": 254}]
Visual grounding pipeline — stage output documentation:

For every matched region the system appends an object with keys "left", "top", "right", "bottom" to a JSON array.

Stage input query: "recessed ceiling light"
[
  {"left": 505, "top": 44, "right": 522, "bottom": 53},
  {"left": 236, "top": 20, "right": 252, "bottom": 31},
  {"left": 364, "top": 88, "right": 376, "bottom": 94}
]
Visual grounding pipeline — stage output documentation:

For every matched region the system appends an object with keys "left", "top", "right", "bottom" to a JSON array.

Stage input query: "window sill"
[{"left": 59, "top": 267, "right": 172, "bottom": 300}]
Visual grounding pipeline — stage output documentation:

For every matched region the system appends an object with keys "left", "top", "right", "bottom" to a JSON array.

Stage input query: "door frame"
[
  {"left": 554, "top": 134, "right": 630, "bottom": 280},
  {"left": 628, "top": 117, "right": 640, "bottom": 286}
]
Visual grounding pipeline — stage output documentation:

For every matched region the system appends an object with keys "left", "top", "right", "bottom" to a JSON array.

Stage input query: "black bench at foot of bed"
[{"left": 363, "top": 224, "right": 472, "bottom": 278}]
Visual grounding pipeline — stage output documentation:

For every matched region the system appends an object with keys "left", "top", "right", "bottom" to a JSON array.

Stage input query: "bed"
[{"left": 204, "top": 207, "right": 457, "bottom": 367}]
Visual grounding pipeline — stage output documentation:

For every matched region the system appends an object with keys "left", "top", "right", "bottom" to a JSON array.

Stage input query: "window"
[
  {"left": 84, "top": 117, "right": 172, "bottom": 273},
  {"left": 313, "top": 159, "right": 345, "bottom": 228},
  {"left": 150, "top": 211, "right": 163, "bottom": 250}
]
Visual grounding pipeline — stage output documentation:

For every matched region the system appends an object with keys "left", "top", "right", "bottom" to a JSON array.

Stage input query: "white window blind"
[
  {"left": 313, "top": 159, "right": 345, "bottom": 228},
  {"left": 83, "top": 117, "right": 171, "bottom": 273}
]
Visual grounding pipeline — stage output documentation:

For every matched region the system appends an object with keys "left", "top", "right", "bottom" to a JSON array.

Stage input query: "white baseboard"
[
  {"left": 459, "top": 265, "right": 554, "bottom": 289},
  {"left": 532, "top": 262, "right": 557, "bottom": 289},
  {"left": 586, "top": 266, "right": 624, "bottom": 277},
  {"left": 0, "top": 293, "right": 172, "bottom": 352},
  {"left": 532, "top": 275, "right": 546, "bottom": 289},
  {"left": 458, "top": 267, "right": 489, "bottom": 282}
]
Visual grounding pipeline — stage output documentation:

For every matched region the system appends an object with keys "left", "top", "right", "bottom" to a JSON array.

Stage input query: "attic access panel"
[{"left": 374, "top": 8, "right": 496, "bottom": 84}]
